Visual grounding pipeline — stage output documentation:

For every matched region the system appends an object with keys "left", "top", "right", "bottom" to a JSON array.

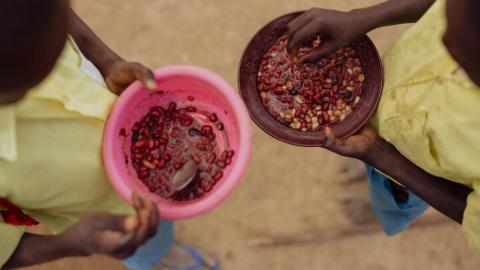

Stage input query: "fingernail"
[
  {"left": 146, "top": 80, "right": 157, "bottom": 91},
  {"left": 125, "top": 215, "right": 139, "bottom": 231},
  {"left": 118, "top": 232, "right": 135, "bottom": 246}
]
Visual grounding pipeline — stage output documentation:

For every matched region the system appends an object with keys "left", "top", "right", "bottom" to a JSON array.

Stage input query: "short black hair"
[
  {"left": 467, "top": 0, "right": 480, "bottom": 27},
  {"left": 0, "top": 0, "right": 67, "bottom": 92},
  {"left": 0, "top": 0, "right": 62, "bottom": 48}
]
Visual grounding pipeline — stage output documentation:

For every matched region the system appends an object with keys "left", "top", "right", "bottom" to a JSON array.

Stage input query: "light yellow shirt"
[
  {"left": 371, "top": 0, "right": 480, "bottom": 255},
  {"left": 0, "top": 40, "right": 132, "bottom": 267}
]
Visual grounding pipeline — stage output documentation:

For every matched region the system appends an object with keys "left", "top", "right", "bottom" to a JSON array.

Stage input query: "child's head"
[
  {"left": 444, "top": 0, "right": 480, "bottom": 86},
  {"left": 0, "top": 0, "right": 69, "bottom": 105}
]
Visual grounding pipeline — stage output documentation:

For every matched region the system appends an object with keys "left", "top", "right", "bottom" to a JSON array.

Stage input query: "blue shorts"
[
  {"left": 367, "top": 165, "right": 429, "bottom": 235},
  {"left": 123, "top": 220, "right": 175, "bottom": 270}
]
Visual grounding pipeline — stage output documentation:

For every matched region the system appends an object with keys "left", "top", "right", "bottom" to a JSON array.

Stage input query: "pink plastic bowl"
[{"left": 103, "top": 65, "right": 252, "bottom": 220}]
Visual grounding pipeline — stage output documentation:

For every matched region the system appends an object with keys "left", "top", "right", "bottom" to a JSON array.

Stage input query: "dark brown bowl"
[{"left": 238, "top": 11, "right": 383, "bottom": 147}]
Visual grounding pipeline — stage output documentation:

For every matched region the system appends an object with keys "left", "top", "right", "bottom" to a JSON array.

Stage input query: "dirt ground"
[{"left": 24, "top": 0, "right": 480, "bottom": 269}]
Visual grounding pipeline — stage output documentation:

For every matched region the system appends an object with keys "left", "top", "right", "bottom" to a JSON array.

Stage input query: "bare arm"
[
  {"left": 323, "top": 128, "right": 471, "bottom": 224},
  {"left": 3, "top": 234, "right": 82, "bottom": 269},
  {"left": 69, "top": 10, "right": 157, "bottom": 94},
  {"left": 364, "top": 136, "right": 471, "bottom": 223},
  {"left": 4, "top": 195, "right": 158, "bottom": 269},
  {"left": 352, "top": 0, "right": 436, "bottom": 32},
  {"left": 69, "top": 9, "right": 121, "bottom": 76}
]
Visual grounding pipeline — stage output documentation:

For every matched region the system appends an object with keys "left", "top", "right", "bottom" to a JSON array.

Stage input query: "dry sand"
[{"left": 25, "top": 0, "right": 480, "bottom": 269}]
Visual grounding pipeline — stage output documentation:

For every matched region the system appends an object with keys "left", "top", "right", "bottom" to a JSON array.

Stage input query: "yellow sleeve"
[
  {"left": 463, "top": 184, "right": 480, "bottom": 255},
  {"left": 0, "top": 222, "right": 25, "bottom": 268}
]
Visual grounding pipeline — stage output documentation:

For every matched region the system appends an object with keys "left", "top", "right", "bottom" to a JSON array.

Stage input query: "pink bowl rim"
[{"left": 103, "top": 65, "right": 253, "bottom": 220}]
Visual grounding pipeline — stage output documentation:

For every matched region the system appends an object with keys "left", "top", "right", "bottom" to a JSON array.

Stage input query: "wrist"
[
  {"left": 98, "top": 54, "right": 123, "bottom": 77},
  {"left": 361, "top": 137, "right": 391, "bottom": 165},
  {"left": 348, "top": 8, "right": 380, "bottom": 34},
  {"left": 58, "top": 230, "right": 90, "bottom": 257}
]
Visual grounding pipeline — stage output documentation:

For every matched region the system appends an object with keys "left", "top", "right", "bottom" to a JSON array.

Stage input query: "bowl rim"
[
  {"left": 103, "top": 65, "right": 252, "bottom": 220},
  {"left": 237, "top": 11, "right": 384, "bottom": 147}
]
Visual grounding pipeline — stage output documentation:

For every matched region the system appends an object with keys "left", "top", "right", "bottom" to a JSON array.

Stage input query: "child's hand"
[
  {"left": 287, "top": 8, "right": 370, "bottom": 63},
  {"left": 322, "top": 127, "right": 380, "bottom": 160},
  {"left": 63, "top": 193, "right": 159, "bottom": 259},
  {"left": 105, "top": 60, "right": 158, "bottom": 95}
]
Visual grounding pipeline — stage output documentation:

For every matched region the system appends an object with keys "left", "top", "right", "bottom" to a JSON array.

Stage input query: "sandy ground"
[{"left": 23, "top": 0, "right": 480, "bottom": 269}]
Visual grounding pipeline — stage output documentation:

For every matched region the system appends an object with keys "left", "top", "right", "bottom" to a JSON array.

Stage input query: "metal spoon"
[{"left": 167, "top": 160, "right": 198, "bottom": 197}]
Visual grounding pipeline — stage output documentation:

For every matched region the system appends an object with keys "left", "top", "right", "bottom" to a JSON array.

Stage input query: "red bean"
[
  {"left": 159, "top": 144, "right": 166, "bottom": 154},
  {"left": 200, "top": 137, "right": 211, "bottom": 145},
  {"left": 191, "top": 154, "right": 201, "bottom": 164},
  {"left": 207, "top": 153, "right": 216, "bottom": 164},
  {"left": 213, "top": 172, "right": 223, "bottom": 181},
  {"left": 174, "top": 161, "right": 183, "bottom": 170},
  {"left": 216, "top": 160, "right": 226, "bottom": 168},
  {"left": 143, "top": 160, "right": 156, "bottom": 170},
  {"left": 157, "top": 159, "right": 166, "bottom": 169},
  {"left": 201, "top": 125, "right": 213, "bottom": 136},
  {"left": 167, "top": 102, "right": 176, "bottom": 112},
  {"left": 196, "top": 144, "right": 207, "bottom": 151},
  {"left": 180, "top": 115, "right": 193, "bottom": 126},
  {"left": 185, "top": 106, "right": 197, "bottom": 112},
  {"left": 134, "top": 140, "right": 146, "bottom": 148},
  {"left": 208, "top": 113, "right": 218, "bottom": 122},
  {"left": 129, "top": 102, "right": 235, "bottom": 201},
  {"left": 221, "top": 150, "right": 228, "bottom": 160},
  {"left": 138, "top": 171, "right": 149, "bottom": 179},
  {"left": 258, "top": 35, "right": 365, "bottom": 131}
]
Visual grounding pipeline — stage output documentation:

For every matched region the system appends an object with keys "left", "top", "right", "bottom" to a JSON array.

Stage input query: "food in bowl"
[
  {"left": 257, "top": 35, "right": 365, "bottom": 132},
  {"left": 104, "top": 65, "right": 252, "bottom": 219},
  {"left": 125, "top": 98, "right": 235, "bottom": 201}
]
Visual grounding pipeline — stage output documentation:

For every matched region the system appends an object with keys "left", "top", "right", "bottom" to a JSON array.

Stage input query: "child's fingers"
[
  {"left": 323, "top": 127, "right": 338, "bottom": 148},
  {"left": 358, "top": 127, "right": 376, "bottom": 138},
  {"left": 287, "top": 13, "right": 313, "bottom": 52},
  {"left": 131, "top": 193, "right": 157, "bottom": 237},
  {"left": 95, "top": 213, "right": 131, "bottom": 232},
  {"left": 122, "top": 194, "right": 158, "bottom": 255},
  {"left": 92, "top": 214, "right": 139, "bottom": 257},
  {"left": 138, "top": 200, "right": 157, "bottom": 238},
  {"left": 287, "top": 21, "right": 319, "bottom": 55},
  {"left": 102, "top": 230, "right": 131, "bottom": 255},
  {"left": 124, "top": 215, "right": 139, "bottom": 232},
  {"left": 130, "top": 192, "right": 144, "bottom": 233},
  {"left": 116, "top": 232, "right": 135, "bottom": 247},
  {"left": 130, "top": 208, "right": 152, "bottom": 245},
  {"left": 324, "top": 127, "right": 348, "bottom": 155},
  {"left": 145, "top": 199, "right": 159, "bottom": 235},
  {"left": 299, "top": 42, "right": 339, "bottom": 64},
  {"left": 112, "top": 209, "right": 150, "bottom": 256},
  {"left": 129, "top": 63, "right": 157, "bottom": 91},
  {"left": 131, "top": 192, "right": 143, "bottom": 209}
]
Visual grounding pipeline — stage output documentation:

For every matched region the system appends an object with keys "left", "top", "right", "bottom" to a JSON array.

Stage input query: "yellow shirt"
[
  {"left": 0, "top": 41, "right": 132, "bottom": 267},
  {"left": 371, "top": 0, "right": 480, "bottom": 255}
]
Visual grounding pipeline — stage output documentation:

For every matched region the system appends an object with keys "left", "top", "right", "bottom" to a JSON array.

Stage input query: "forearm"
[
  {"left": 69, "top": 9, "right": 122, "bottom": 76},
  {"left": 350, "top": 0, "right": 435, "bottom": 32},
  {"left": 4, "top": 233, "right": 84, "bottom": 269},
  {"left": 364, "top": 139, "right": 472, "bottom": 224}
]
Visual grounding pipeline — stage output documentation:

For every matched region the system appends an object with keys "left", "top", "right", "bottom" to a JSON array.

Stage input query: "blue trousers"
[
  {"left": 367, "top": 165, "right": 429, "bottom": 235},
  {"left": 123, "top": 220, "right": 175, "bottom": 270}
]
